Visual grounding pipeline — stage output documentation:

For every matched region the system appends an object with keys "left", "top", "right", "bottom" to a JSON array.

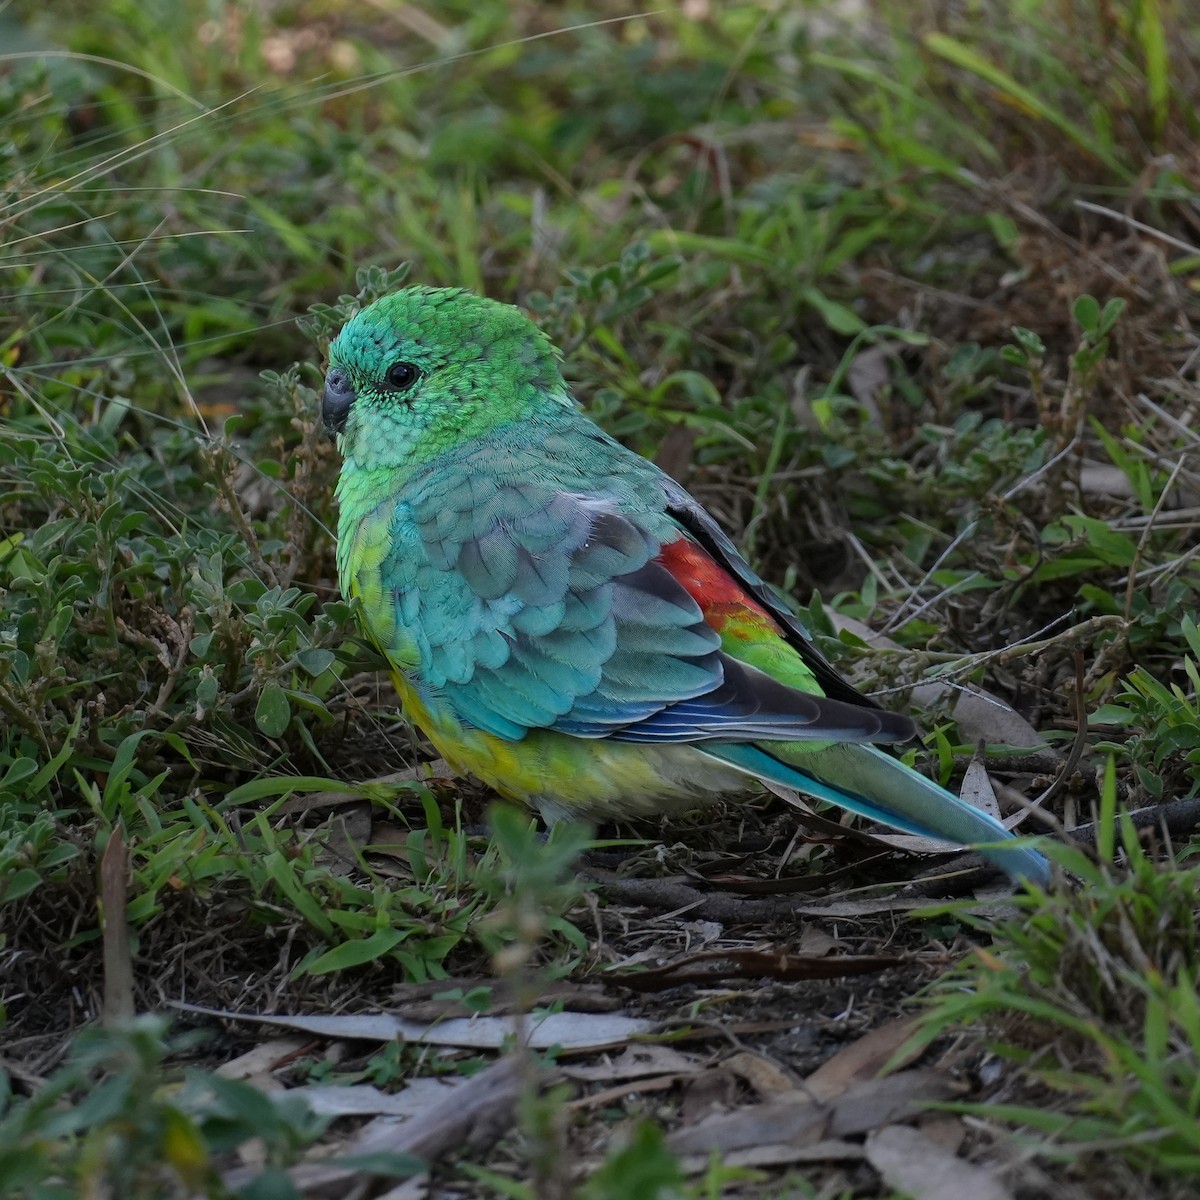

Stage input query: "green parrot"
[{"left": 323, "top": 286, "right": 1048, "bottom": 886}]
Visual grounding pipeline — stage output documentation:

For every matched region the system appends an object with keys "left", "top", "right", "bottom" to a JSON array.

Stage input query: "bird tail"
[{"left": 703, "top": 740, "right": 1049, "bottom": 886}]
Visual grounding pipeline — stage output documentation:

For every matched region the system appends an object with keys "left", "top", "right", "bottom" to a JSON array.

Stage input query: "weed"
[{"left": 913, "top": 759, "right": 1200, "bottom": 1181}]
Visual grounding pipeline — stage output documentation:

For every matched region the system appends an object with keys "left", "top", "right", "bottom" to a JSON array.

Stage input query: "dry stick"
[
  {"left": 983, "top": 750, "right": 1070, "bottom": 775},
  {"left": 1123, "top": 453, "right": 1190, "bottom": 622},
  {"left": 100, "top": 824, "right": 135, "bottom": 1024},
  {"left": 870, "top": 613, "right": 1123, "bottom": 703},
  {"left": 1022, "top": 650, "right": 1090, "bottom": 822},
  {"left": 1064, "top": 798, "right": 1200, "bottom": 846},
  {"left": 0, "top": 682, "right": 49, "bottom": 753},
  {"left": 219, "top": 1055, "right": 538, "bottom": 1198},
  {"left": 1074, "top": 199, "right": 1200, "bottom": 258},
  {"left": 1131, "top": 392, "right": 1200, "bottom": 446},
  {"left": 588, "top": 874, "right": 1005, "bottom": 924}
]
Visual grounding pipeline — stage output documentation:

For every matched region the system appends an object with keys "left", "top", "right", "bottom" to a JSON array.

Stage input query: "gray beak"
[{"left": 322, "top": 368, "right": 356, "bottom": 434}]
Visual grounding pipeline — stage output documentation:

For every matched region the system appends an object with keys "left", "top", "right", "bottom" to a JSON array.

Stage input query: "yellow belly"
[{"left": 391, "top": 672, "right": 748, "bottom": 822}]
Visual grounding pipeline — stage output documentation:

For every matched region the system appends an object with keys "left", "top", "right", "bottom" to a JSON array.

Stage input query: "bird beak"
[{"left": 322, "top": 368, "right": 356, "bottom": 435}]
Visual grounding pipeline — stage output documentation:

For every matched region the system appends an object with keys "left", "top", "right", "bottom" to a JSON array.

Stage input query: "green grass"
[
  {"left": 2, "top": 0, "right": 1200, "bottom": 1196},
  {"left": 913, "top": 759, "right": 1200, "bottom": 1187}
]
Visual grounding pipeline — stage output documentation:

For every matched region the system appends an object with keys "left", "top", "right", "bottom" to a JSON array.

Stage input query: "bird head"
[{"left": 323, "top": 286, "right": 568, "bottom": 470}]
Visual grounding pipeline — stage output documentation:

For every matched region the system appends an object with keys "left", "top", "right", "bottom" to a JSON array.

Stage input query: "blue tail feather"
[{"left": 704, "top": 741, "right": 1050, "bottom": 887}]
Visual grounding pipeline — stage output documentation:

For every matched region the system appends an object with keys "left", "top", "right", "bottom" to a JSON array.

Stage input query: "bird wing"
[
  {"left": 660, "top": 479, "right": 886, "bottom": 710},
  {"left": 378, "top": 463, "right": 912, "bottom": 746}
]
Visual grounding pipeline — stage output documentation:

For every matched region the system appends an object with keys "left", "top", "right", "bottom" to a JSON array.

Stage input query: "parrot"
[{"left": 321, "top": 286, "right": 1049, "bottom": 887}]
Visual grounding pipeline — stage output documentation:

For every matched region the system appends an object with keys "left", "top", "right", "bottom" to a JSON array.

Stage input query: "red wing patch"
[{"left": 656, "top": 536, "right": 783, "bottom": 638}]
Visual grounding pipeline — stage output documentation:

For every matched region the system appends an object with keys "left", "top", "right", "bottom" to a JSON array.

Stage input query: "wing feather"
[{"left": 376, "top": 455, "right": 912, "bottom": 747}]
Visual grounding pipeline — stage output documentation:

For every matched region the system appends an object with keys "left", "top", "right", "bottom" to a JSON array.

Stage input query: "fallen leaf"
[
  {"left": 680, "top": 1067, "right": 739, "bottom": 1122},
  {"left": 289, "top": 1078, "right": 463, "bottom": 1118},
  {"left": 223, "top": 1055, "right": 532, "bottom": 1195},
  {"left": 911, "top": 681, "right": 1045, "bottom": 750},
  {"left": 613, "top": 947, "right": 903, "bottom": 991},
  {"left": 866, "top": 1124, "right": 1014, "bottom": 1200},
  {"left": 373, "top": 1175, "right": 430, "bottom": 1200},
  {"left": 316, "top": 805, "right": 373, "bottom": 875},
  {"left": 666, "top": 1069, "right": 956, "bottom": 1154},
  {"left": 666, "top": 1088, "right": 825, "bottom": 1153},
  {"left": 829, "top": 1071, "right": 959, "bottom": 1136},
  {"left": 1078, "top": 461, "right": 1135, "bottom": 500},
  {"left": 846, "top": 340, "right": 899, "bottom": 420},
  {"left": 722, "top": 1051, "right": 797, "bottom": 1098},
  {"left": 562, "top": 1044, "right": 703, "bottom": 1083},
  {"left": 677, "top": 1139, "right": 864, "bottom": 1174},
  {"left": 216, "top": 1037, "right": 310, "bottom": 1080},
  {"left": 959, "top": 750, "right": 1003, "bottom": 820},
  {"left": 365, "top": 820, "right": 415, "bottom": 855},
  {"left": 805, "top": 1016, "right": 923, "bottom": 1100},
  {"left": 170, "top": 1000, "right": 654, "bottom": 1052},
  {"left": 918, "top": 1113, "right": 967, "bottom": 1153},
  {"left": 391, "top": 978, "right": 621, "bottom": 1020},
  {"left": 797, "top": 926, "right": 841, "bottom": 956}
]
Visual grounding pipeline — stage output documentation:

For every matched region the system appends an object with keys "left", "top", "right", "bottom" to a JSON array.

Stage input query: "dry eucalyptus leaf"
[
  {"left": 804, "top": 1016, "right": 923, "bottom": 1101},
  {"left": 562, "top": 1044, "right": 703, "bottom": 1083},
  {"left": 722, "top": 1051, "right": 798, "bottom": 1098},
  {"left": 216, "top": 1037, "right": 310, "bottom": 1080},
  {"left": 170, "top": 1000, "right": 654, "bottom": 1051},
  {"left": 866, "top": 1123, "right": 1014, "bottom": 1200},
  {"left": 666, "top": 1069, "right": 956, "bottom": 1155},
  {"left": 678, "top": 1140, "right": 865, "bottom": 1175},
  {"left": 288, "top": 1078, "right": 464, "bottom": 1118}
]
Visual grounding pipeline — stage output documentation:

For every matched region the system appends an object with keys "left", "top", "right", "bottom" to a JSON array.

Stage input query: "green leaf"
[
  {"left": 262, "top": 849, "right": 334, "bottom": 938},
  {"left": 1073, "top": 294, "right": 1101, "bottom": 333},
  {"left": 223, "top": 775, "right": 362, "bottom": 807},
  {"left": 296, "top": 648, "right": 335, "bottom": 677},
  {"left": 1134, "top": 0, "right": 1170, "bottom": 141},
  {"left": 255, "top": 686, "right": 291, "bottom": 738},
  {"left": 305, "top": 928, "right": 409, "bottom": 975},
  {"left": 800, "top": 286, "right": 867, "bottom": 335},
  {"left": 0, "top": 757, "right": 38, "bottom": 791},
  {"left": 1, "top": 868, "right": 42, "bottom": 904},
  {"left": 578, "top": 1120, "right": 684, "bottom": 1199},
  {"left": 1010, "top": 326, "right": 1046, "bottom": 358}
]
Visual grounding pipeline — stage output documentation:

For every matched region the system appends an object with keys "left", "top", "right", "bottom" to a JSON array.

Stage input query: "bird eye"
[{"left": 385, "top": 361, "right": 420, "bottom": 391}]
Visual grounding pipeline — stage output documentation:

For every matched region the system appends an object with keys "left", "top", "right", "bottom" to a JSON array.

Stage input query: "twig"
[
  {"left": 220, "top": 1055, "right": 536, "bottom": 1197},
  {"left": 1065, "top": 798, "right": 1200, "bottom": 846},
  {"left": 100, "top": 824, "right": 134, "bottom": 1024},
  {"left": 1074, "top": 199, "right": 1200, "bottom": 259},
  {"left": 1123, "top": 453, "right": 1191, "bottom": 621},
  {"left": 0, "top": 682, "right": 49, "bottom": 753},
  {"left": 588, "top": 873, "right": 1015, "bottom": 923},
  {"left": 1026, "top": 650, "right": 1089, "bottom": 815}
]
